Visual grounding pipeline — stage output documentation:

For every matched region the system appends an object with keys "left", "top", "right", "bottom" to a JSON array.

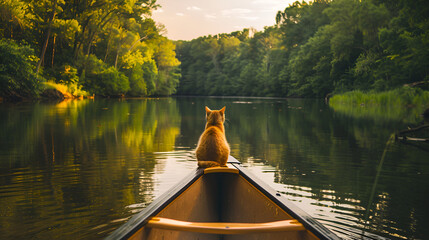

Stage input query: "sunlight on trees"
[
  {"left": 177, "top": 0, "right": 429, "bottom": 97},
  {"left": 0, "top": 0, "right": 180, "bottom": 99},
  {"left": 1, "top": 0, "right": 428, "bottom": 99}
]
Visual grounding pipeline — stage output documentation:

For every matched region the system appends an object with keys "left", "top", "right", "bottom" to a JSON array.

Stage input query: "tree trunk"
[
  {"left": 36, "top": 0, "right": 58, "bottom": 74},
  {"left": 51, "top": 34, "right": 56, "bottom": 68},
  {"left": 84, "top": 11, "right": 115, "bottom": 58},
  {"left": 104, "top": 39, "right": 110, "bottom": 62},
  {"left": 72, "top": 32, "right": 79, "bottom": 62},
  {"left": 125, "top": 36, "right": 148, "bottom": 53},
  {"left": 86, "top": 30, "right": 97, "bottom": 56},
  {"left": 114, "top": 38, "right": 122, "bottom": 69},
  {"left": 104, "top": 29, "right": 113, "bottom": 62},
  {"left": 9, "top": 22, "right": 13, "bottom": 38},
  {"left": 111, "top": 35, "right": 148, "bottom": 67},
  {"left": 73, "top": 18, "right": 89, "bottom": 62}
]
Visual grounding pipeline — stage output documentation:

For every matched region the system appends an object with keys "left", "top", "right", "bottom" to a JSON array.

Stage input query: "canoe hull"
[{"left": 106, "top": 156, "right": 340, "bottom": 240}]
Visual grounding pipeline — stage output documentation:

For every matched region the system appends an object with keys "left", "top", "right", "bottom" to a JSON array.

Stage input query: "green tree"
[
  {"left": 79, "top": 54, "right": 129, "bottom": 96},
  {"left": 35, "top": 0, "right": 60, "bottom": 74},
  {"left": 152, "top": 37, "right": 181, "bottom": 95},
  {"left": 0, "top": 0, "right": 34, "bottom": 39},
  {"left": 288, "top": 26, "right": 333, "bottom": 97},
  {"left": 0, "top": 40, "right": 40, "bottom": 99},
  {"left": 374, "top": 0, "right": 429, "bottom": 89}
]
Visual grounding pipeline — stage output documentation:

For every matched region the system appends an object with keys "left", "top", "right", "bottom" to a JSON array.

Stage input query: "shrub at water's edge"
[
  {"left": 0, "top": 40, "right": 41, "bottom": 100},
  {"left": 0, "top": 40, "right": 89, "bottom": 100},
  {"left": 329, "top": 87, "right": 429, "bottom": 123}
]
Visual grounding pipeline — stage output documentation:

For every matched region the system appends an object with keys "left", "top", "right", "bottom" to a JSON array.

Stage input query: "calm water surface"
[{"left": 0, "top": 97, "right": 428, "bottom": 239}]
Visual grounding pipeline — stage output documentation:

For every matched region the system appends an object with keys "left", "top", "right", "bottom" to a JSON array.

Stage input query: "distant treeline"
[
  {"left": 0, "top": 0, "right": 180, "bottom": 100},
  {"left": 1, "top": 0, "right": 428, "bottom": 100},
  {"left": 176, "top": 0, "right": 429, "bottom": 97}
]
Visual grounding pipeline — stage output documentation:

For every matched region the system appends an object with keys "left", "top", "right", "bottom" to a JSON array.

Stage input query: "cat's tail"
[{"left": 198, "top": 161, "right": 221, "bottom": 168}]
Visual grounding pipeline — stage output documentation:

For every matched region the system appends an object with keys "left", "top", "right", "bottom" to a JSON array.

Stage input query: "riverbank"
[{"left": 329, "top": 87, "right": 429, "bottom": 123}]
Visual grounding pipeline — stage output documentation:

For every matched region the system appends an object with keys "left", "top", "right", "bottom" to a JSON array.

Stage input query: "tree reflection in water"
[{"left": 0, "top": 97, "right": 428, "bottom": 239}]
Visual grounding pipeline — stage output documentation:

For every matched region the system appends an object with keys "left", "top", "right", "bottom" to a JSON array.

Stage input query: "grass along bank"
[{"left": 329, "top": 87, "right": 429, "bottom": 124}]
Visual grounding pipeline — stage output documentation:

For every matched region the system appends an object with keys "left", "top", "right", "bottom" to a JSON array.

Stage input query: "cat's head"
[{"left": 205, "top": 106, "right": 226, "bottom": 125}]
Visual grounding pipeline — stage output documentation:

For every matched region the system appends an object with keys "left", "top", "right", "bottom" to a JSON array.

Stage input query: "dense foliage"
[
  {"left": 0, "top": 0, "right": 180, "bottom": 99},
  {"left": 0, "top": 39, "right": 40, "bottom": 99},
  {"left": 177, "top": 0, "right": 429, "bottom": 97},
  {"left": 1, "top": 0, "right": 428, "bottom": 99}
]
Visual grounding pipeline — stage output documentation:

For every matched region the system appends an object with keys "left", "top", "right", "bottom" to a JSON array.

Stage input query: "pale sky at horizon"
[{"left": 151, "top": 0, "right": 297, "bottom": 41}]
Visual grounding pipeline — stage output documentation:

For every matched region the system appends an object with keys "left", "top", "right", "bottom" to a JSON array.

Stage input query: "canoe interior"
[{"left": 129, "top": 172, "right": 318, "bottom": 240}]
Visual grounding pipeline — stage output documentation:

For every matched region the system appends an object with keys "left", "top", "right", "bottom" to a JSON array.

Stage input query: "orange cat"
[{"left": 196, "top": 106, "right": 230, "bottom": 168}]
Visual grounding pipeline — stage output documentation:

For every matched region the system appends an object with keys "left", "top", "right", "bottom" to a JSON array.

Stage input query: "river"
[{"left": 0, "top": 97, "right": 428, "bottom": 239}]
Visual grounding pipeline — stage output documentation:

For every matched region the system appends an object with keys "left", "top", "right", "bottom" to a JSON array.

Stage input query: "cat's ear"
[
  {"left": 205, "top": 106, "right": 211, "bottom": 113},
  {"left": 220, "top": 106, "right": 226, "bottom": 114}
]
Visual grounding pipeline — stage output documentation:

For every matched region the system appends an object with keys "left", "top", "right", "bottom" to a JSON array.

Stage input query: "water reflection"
[
  {"left": 0, "top": 97, "right": 428, "bottom": 239},
  {"left": 0, "top": 99, "right": 183, "bottom": 239},
  {"left": 177, "top": 97, "right": 429, "bottom": 239}
]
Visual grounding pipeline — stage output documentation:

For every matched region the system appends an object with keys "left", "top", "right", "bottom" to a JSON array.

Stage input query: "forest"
[
  {"left": 176, "top": 0, "right": 429, "bottom": 97},
  {"left": 0, "top": 0, "right": 180, "bottom": 100},
  {"left": 1, "top": 0, "right": 428, "bottom": 100}
]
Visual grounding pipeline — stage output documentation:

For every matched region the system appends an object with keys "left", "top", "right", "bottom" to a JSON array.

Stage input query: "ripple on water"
[{"left": 240, "top": 163, "right": 395, "bottom": 240}]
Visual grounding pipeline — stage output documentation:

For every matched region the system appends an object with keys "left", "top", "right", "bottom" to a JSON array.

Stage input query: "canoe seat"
[
  {"left": 146, "top": 217, "right": 305, "bottom": 234},
  {"left": 203, "top": 166, "right": 239, "bottom": 174}
]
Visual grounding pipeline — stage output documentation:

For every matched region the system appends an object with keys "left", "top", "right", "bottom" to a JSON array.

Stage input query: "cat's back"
[
  {"left": 196, "top": 126, "right": 229, "bottom": 162},
  {"left": 198, "top": 126, "right": 227, "bottom": 148},
  {"left": 201, "top": 125, "right": 224, "bottom": 137}
]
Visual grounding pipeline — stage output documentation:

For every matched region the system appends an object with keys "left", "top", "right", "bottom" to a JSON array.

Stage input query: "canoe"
[{"left": 106, "top": 156, "right": 340, "bottom": 240}]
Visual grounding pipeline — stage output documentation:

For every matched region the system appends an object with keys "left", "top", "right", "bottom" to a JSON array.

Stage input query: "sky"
[{"left": 151, "top": 0, "right": 297, "bottom": 41}]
